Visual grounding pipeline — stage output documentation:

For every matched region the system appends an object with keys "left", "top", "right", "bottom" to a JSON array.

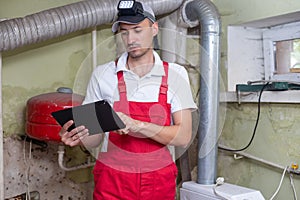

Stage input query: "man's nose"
[{"left": 127, "top": 30, "right": 137, "bottom": 43}]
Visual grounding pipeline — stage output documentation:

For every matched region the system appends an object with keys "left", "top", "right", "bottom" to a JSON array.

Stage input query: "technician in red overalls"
[{"left": 60, "top": 1, "right": 197, "bottom": 199}]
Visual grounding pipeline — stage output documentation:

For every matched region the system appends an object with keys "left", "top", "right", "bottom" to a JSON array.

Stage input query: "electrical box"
[{"left": 180, "top": 181, "right": 265, "bottom": 200}]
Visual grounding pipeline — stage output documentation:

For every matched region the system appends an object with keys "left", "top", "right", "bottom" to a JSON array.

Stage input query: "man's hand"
[
  {"left": 116, "top": 109, "right": 193, "bottom": 147},
  {"left": 60, "top": 120, "right": 89, "bottom": 147},
  {"left": 116, "top": 112, "right": 144, "bottom": 134}
]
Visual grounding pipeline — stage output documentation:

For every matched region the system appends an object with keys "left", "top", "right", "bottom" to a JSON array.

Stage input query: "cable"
[
  {"left": 213, "top": 177, "right": 228, "bottom": 200},
  {"left": 289, "top": 174, "right": 298, "bottom": 200},
  {"left": 219, "top": 82, "right": 270, "bottom": 152},
  {"left": 23, "top": 136, "right": 32, "bottom": 200},
  {"left": 269, "top": 166, "right": 288, "bottom": 200}
]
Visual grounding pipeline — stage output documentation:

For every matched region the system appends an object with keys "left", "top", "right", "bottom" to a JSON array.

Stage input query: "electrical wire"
[
  {"left": 289, "top": 174, "right": 298, "bottom": 200},
  {"left": 219, "top": 82, "right": 270, "bottom": 152},
  {"left": 218, "top": 80, "right": 299, "bottom": 199},
  {"left": 213, "top": 177, "right": 228, "bottom": 200},
  {"left": 23, "top": 136, "right": 32, "bottom": 200},
  {"left": 269, "top": 166, "right": 288, "bottom": 200}
]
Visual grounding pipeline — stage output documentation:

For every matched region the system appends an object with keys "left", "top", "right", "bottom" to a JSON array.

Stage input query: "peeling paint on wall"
[
  {"left": 4, "top": 136, "right": 92, "bottom": 199},
  {"left": 267, "top": 104, "right": 300, "bottom": 133}
]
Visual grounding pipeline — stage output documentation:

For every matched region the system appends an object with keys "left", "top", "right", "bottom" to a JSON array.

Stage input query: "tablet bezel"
[{"left": 51, "top": 100, "right": 125, "bottom": 134}]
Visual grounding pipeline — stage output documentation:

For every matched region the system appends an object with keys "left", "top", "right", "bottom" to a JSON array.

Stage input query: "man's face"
[{"left": 118, "top": 19, "right": 158, "bottom": 59}]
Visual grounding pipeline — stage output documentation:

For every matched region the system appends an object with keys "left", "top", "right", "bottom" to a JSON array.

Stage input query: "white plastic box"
[{"left": 180, "top": 181, "right": 265, "bottom": 200}]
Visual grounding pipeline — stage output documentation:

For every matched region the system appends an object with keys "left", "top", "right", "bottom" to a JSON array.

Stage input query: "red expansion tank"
[{"left": 25, "top": 87, "right": 84, "bottom": 143}]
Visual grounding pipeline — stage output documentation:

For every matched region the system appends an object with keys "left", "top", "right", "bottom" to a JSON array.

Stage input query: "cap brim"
[{"left": 112, "top": 15, "right": 146, "bottom": 33}]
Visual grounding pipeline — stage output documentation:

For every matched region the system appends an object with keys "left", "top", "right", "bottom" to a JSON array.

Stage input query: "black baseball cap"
[{"left": 112, "top": 1, "right": 156, "bottom": 33}]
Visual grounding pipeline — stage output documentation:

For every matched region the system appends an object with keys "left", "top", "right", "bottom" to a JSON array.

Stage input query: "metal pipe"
[
  {"left": 160, "top": 13, "right": 178, "bottom": 63},
  {"left": 219, "top": 144, "right": 286, "bottom": 171},
  {"left": 92, "top": 28, "right": 97, "bottom": 69},
  {"left": 0, "top": 0, "right": 183, "bottom": 52},
  {"left": 160, "top": 11, "right": 188, "bottom": 65},
  {"left": 182, "top": 0, "right": 221, "bottom": 185}
]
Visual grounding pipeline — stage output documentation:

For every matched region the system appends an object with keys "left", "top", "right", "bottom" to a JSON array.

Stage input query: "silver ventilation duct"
[
  {"left": 0, "top": 0, "right": 221, "bottom": 195},
  {"left": 0, "top": 0, "right": 183, "bottom": 52},
  {"left": 182, "top": 0, "right": 221, "bottom": 185}
]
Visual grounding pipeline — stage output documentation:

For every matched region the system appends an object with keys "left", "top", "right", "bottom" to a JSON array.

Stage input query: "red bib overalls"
[{"left": 93, "top": 61, "right": 178, "bottom": 200}]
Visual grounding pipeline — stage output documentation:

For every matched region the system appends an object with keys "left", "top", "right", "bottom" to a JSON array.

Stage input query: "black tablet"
[{"left": 51, "top": 100, "right": 125, "bottom": 134}]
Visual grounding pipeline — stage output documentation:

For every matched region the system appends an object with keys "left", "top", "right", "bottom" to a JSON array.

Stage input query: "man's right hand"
[{"left": 60, "top": 120, "right": 89, "bottom": 147}]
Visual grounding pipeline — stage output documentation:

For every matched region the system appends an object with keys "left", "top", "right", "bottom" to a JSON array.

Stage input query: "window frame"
[{"left": 263, "top": 21, "right": 300, "bottom": 82}]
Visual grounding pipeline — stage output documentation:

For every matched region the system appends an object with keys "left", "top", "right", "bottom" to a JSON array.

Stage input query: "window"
[
  {"left": 263, "top": 21, "right": 300, "bottom": 82},
  {"left": 226, "top": 11, "right": 300, "bottom": 102}
]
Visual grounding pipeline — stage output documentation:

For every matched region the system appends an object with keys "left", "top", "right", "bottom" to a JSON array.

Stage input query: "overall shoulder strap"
[
  {"left": 158, "top": 61, "right": 169, "bottom": 103},
  {"left": 115, "top": 59, "right": 127, "bottom": 102}
]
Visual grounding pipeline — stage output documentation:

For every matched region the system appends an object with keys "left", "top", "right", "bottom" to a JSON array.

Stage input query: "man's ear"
[{"left": 152, "top": 22, "right": 159, "bottom": 36}]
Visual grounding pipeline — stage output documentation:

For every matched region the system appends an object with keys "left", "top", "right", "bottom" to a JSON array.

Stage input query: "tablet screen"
[{"left": 51, "top": 100, "right": 125, "bottom": 134}]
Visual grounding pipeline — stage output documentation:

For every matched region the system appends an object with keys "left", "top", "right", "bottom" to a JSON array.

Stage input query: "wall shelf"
[{"left": 220, "top": 90, "right": 300, "bottom": 103}]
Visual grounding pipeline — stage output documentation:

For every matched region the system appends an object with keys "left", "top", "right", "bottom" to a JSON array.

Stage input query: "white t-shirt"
[{"left": 83, "top": 51, "right": 197, "bottom": 152}]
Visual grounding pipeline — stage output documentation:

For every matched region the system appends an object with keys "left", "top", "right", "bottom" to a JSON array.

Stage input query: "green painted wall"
[
  {"left": 212, "top": 0, "right": 300, "bottom": 199},
  {"left": 0, "top": 0, "right": 114, "bottom": 136},
  {"left": 1, "top": 0, "right": 300, "bottom": 198},
  {"left": 218, "top": 103, "right": 300, "bottom": 199}
]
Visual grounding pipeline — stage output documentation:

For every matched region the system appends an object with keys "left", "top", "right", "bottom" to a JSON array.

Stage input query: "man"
[{"left": 60, "top": 0, "right": 197, "bottom": 199}]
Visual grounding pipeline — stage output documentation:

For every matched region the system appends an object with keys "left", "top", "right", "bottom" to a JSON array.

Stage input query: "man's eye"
[
  {"left": 134, "top": 28, "right": 142, "bottom": 33},
  {"left": 120, "top": 30, "right": 128, "bottom": 36}
]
